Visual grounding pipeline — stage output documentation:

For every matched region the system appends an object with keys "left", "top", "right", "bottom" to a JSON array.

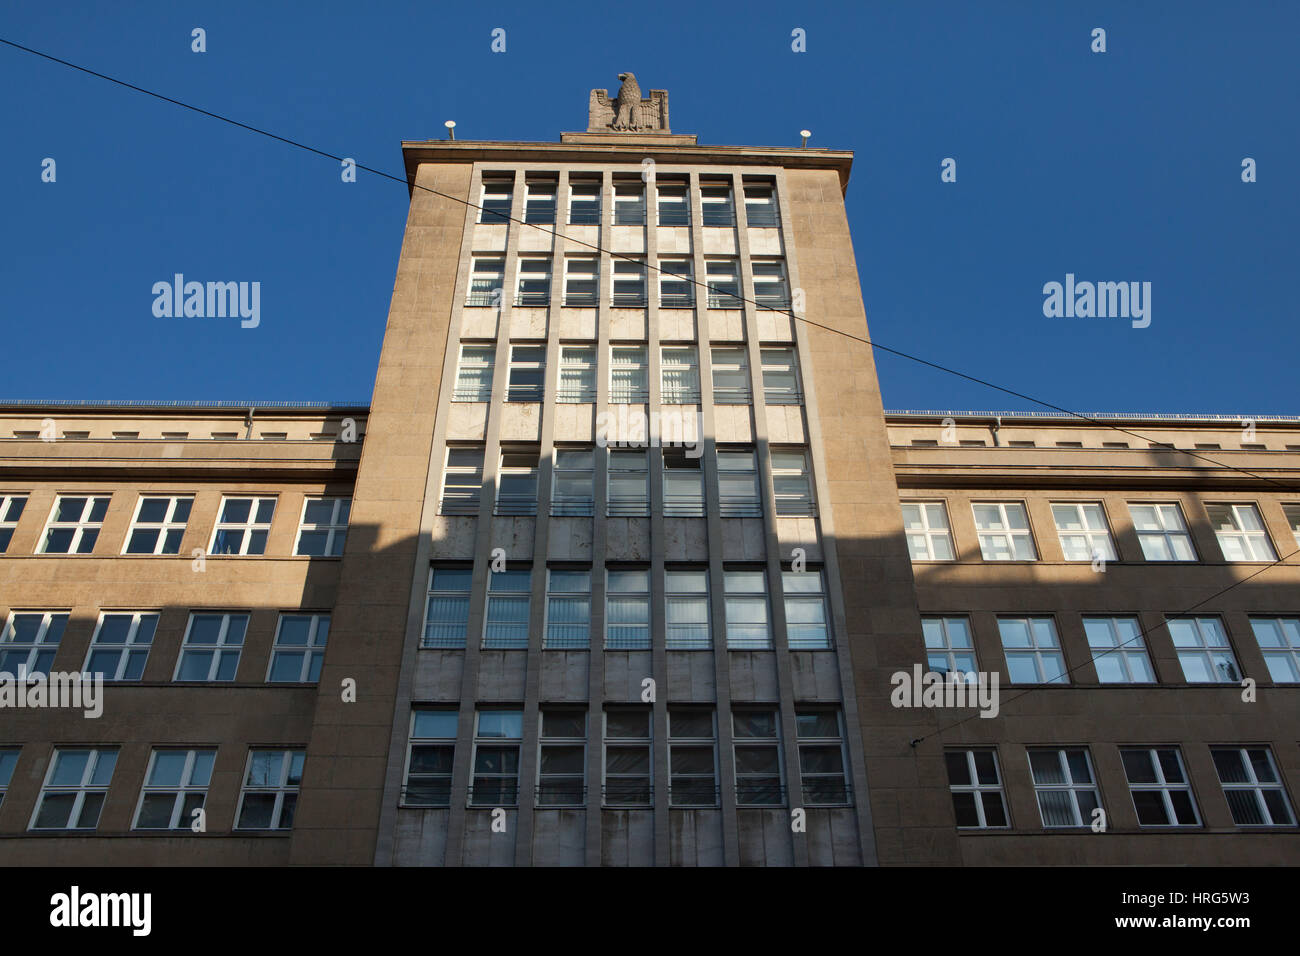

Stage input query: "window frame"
[
  {"left": 293, "top": 497, "right": 350, "bottom": 557},
  {"left": 37, "top": 494, "right": 111, "bottom": 555},
  {"left": 544, "top": 568, "right": 591, "bottom": 649},
  {"left": 605, "top": 567, "right": 651, "bottom": 650},
  {"left": 1205, "top": 502, "right": 1277, "bottom": 562},
  {"left": 1027, "top": 747, "right": 1102, "bottom": 829},
  {"left": 971, "top": 500, "right": 1038, "bottom": 561},
  {"left": 902, "top": 501, "right": 956, "bottom": 561},
  {"left": 945, "top": 748, "right": 1010, "bottom": 829},
  {"left": 82, "top": 611, "right": 158, "bottom": 682},
  {"left": 997, "top": 615, "right": 1069, "bottom": 684},
  {"left": 1050, "top": 501, "right": 1118, "bottom": 563},
  {"left": 1128, "top": 501, "right": 1198, "bottom": 562},
  {"left": 0, "top": 494, "right": 28, "bottom": 553},
  {"left": 29, "top": 747, "right": 119, "bottom": 831},
  {"left": 209, "top": 496, "right": 276, "bottom": 556},
  {"left": 452, "top": 344, "right": 496, "bottom": 402},
  {"left": 234, "top": 748, "right": 304, "bottom": 830},
  {"left": 0, "top": 610, "right": 69, "bottom": 679},
  {"left": 1120, "top": 746, "right": 1201, "bottom": 828},
  {"left": 424, "top": 566, "right": 473, "bottom": 649},
  {"left": 122, "top": 494, "right": 193, "bottom": 556},
  {"left": 173, "top": 612, "right": 248, "bottom": 682},
  {"left": 132, "top": 748, "right": 216, "bottom": 831},
  {"left": 266, "top": 613, "right": 330, "bottom": 683}
]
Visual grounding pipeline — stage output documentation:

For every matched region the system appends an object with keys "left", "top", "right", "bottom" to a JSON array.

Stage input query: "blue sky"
[{"left": 2, "top": 1, "right": 1296, "bottom": 414}]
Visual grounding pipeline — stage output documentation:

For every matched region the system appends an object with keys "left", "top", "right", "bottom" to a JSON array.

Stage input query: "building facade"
[{"left": 1, "top": 81, "right": 1297, "bottom": 866}]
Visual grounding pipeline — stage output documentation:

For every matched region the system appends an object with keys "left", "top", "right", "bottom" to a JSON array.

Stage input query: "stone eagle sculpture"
[{"left": 587, "top": 73, "right": 670, "bottom": 133}]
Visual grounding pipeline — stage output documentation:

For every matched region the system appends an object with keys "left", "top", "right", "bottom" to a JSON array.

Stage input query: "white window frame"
[
  {"left": 478, "top": 179, "right": 512, "bottom": 224},
  {"left": 132, "top": 748, "right": 215, "bottom": 830},
  {"left": 717, "top": 448, "right": 761, "bottom": 516},
  {"left": 662, "top": 447, "right": 704, "bottom": 517},
  {"left": 562, "top": 256, "right": 598, "bottom": 306},
  {"left": 783, "top": 569, "right": 832, "bottom": 649},
  {"left": 724, "top": 569, "right": 771, "bottom": 650},
  {"left": 523, "top": 179, "right": 557, "bottom": 224},
  {"left": 1128, "top": 501, "right": 1197, "bottom": 561},
  {"left": 29, "top": 748, "right": 118, "bottom": 831},
  {"left": 751, "top": 259, "right": 790, "bottom": 309},
  {"left": 771, "top": 448, "right": 815, "bottom": 516},
  {"left": 174, "top": 612, "right": 247, "bottom": 682},
  {"left": 1211, "top": 747, "right": 1295, "bottom": 827},
  {"left": 567, "top": 180, "right": 601, "bottom": 225},
  {"left": 440, "top": 446, "right": 484, "bottom": 515},
  {"left": 660, "top": 345, "right": 700, "bottom": 404},
  {"left": 605, "top": 568, "right": 650, "bottom": 650},
  {"left": 424, "top": 567, "right": 472, "bottom": 648},
  {"left": 557, "top": 345, "right": 596, "bottom": 403},
  {"left": 743, "top": 182, "right": 779, "bottom": 226},
  {"left": 655, "top": 182, "right": 690, "bottom": 226},
  {"left": 0, "top": 610, "right": 68, "bottom": 679},
  {"left": 544, "top": 568, "right": 591, "bottom": 649},
  {"left": 1083, "top": 615, "right": 1156, "bottom": 683},
  {"left": 609, "top": 345, "right": 649, "bottom": 403},
  {"left": 234, "top": 748, "right": 304, "bottom": 830},
  {"left": 665, "top": 568, "right": 710, "bottom": 650},
  {"left": 266, "top": 613, "right": 330, "bottom": 683},
  {"left": 972, "top": 501, "right": 1038, "bottom": 561},
  {"left": 1282, "top": 503, "right": 1300, "bottom": 549},
  {"left": 122, "top": 495, "right": 193, "bottom": 555},
  {"left": 1027, "top": 747, "right": 1101, "bottom": 828},
  {"left": 1206, "top": 502, "right": 1277, "bottom": 561},
  {"left": 699, "top": 183, "right": 734, "bottom": 226},
  {"left": 209, "top": 496, "right": 276, "bottom": 556},
  {"left": 452, "top": 344, "right": 495, "bottom": 402},
  {"left": 921, "top": 616, "right": 977, "bottom": 680},
  {"left": 0, "top": 494, "right": 27, "bottom": 553},
  {"left": 902, "top": 501, "right": 956, "bottom": 561},
  {"left": 507, "top": 344, "right": 547, "bottom": 402},
  {"left": 1250, "top": 616, "right": 1300, "bottom": 683},
  {"left": 466, "top": 255, "right": 506, "bottom": 306},
  {"left": 998, "top": 615, "right": 1069, "bottom": 684},
  {"left": 496, "top": 448, "right": 539, "bottom": 516},
  {"left": 612, "top": 183, "right": 646, "bottom": 226},
  {"left": 760, "top": 347, "right": 801, "bottom": 404},
  {"left": 1167, "top": 615, "right": 1241, "bottom": 683},
  {"left": 945, "top": 749, "right": 1010, "bottom": 829},
  {"left": 83, "top": 611, "right": 158, "bottom": 682},
  {"left": 37, "top": 495, "right": 111, "bottom": 555},
  {"left": 514, "top": 256, "right": 552, "bottom": 307},
  {"left": 611, "top": 258, "right": 646, "bottom": 306},
  {"left": 705, "top": 258, "right": 741, "bottom": 308},
  {"left": 1050, "top": 501, "right": 1117, "bottom": 562},
  {"left": 710, "top": 346, "right": 750, "bottom": 402},
  {"left": 658, "top": 258, "right": 694, "bottom": 308},
  {"left": 294, "top": 497, "right": 350, "bottom": 557},
  {"left": 1121, "top": 747, "right": 1201, "bottom": 827}
]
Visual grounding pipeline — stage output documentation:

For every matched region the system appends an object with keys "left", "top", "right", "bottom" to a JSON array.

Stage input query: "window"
[
  {"left": 607, "top": 449, "right": 649, "bottom": 516},
  {"left": 1212, "top": 747, "right": 1295, "bottom": 827},
  {"left": 507, "top": 345, "right": 546, "bottom": 401},
  {"left": 1283, "top": 504, "right": 1300, "bottom": 549},
  {"left": 1121, "top": 748, "right": 1200, "bottom": 826},
  {"left": 761, "top": 348, "right": 801, "bottom": 404},
  {"left": 1250, "top": 617, "right": 1300, "bottom": 682},
  {"left": 552, "top": 447, "right": 594, "bottom": 516},
  {"left": 752, "top": 260, "right": 790, "bottom": 309},
  {"left": 0, "top": 749, "right": 18, "bottom": 808},
  {"left": 611, "top": 259, "right": 647, "bottom": 306},
  {"left": 743, "top": 182, "right": 778, "bottom": 226},
  {"left": 84, "top": 612, "right": 157, "bottom": 681},
  {"left": 656, "top": 182, "right": 689, "bottom": 225},
  {"left": 784, "top": 569, "right": 831, "bottom": 649},
  {"left": 483, "top": 569, "right": 531, "bottom": 649},
  {"left": 1168, "top": 616, "right": 1240, "bottom": 682},
  {"left": 658, "top": 258, "right": 694, "bottom": 307},
  {"left": 545, "top": 569, "right": 591, "bottom": 649},
  {"left": 123, "top": 495, "right": 192, "bottom": 555},
  {"left": 440, "top": 447, "right": 484, "bottom": 514},
  {"left": 133, "top": 749, "right": 215, "bottom": 830},
  {"left": 1129, "top": 502, "right": 1196, "bottom": 561},
  {"left": 717, "top": 448, "right": 761, "bottom": 516},
  {"left": 604, "top": 708, "right": 652, "bottom": 806},
  {"left": 471, "top": 709, "right": 523, "bottom": 806},
  {"left": 38, "top": 495, "right": 110, "bottom": 554},
  {"left": 1083, "top": 616, "right": 1156, "bottom": 683},
  {"left": 0, "top": 611, "right": 68, "bottom": 678},
  {"left": 563, "top": 257, "right": 598, "bottom": 306},
  {"left": 1051, "top": 502, "right": 1117, "bottom": 562},
  {"left": 424, "top": 567, "right": 472, "bottom": 648},
  {"left": 922, "top": 616, "right": 977, "bottom": 679},
  {"left": 606, "top": 569, "right": 650, "bottom": 649},
  {"left": 665, "top": 569, "right": 710, "bottom": 649},
  {"left": 267, "top": 613, "right": 329, "bottom": 682},
  {"left": 478, "top": 178, "right": 512, "bottom": 223},
  {"left": 733, "top": 710, "right": 783, "bottom": 806},
  {"left": 972, "top": 501, "right": 1037, "bottom": 560},
  {"left": 711, "top": 346, "right": 751, "bottom": 403},
  {"left": 0, "top": 494, "right": 27, "bottom": 552},
  {"left": 467, "top": 256, "right": 505, "bottom": 306},
  {"left": 797, "top": 710, "right": 851, "bottom": 805},
  {"left": 1206, "top": 503, "right": 1276, "bottom": 561},
  {"left": 705, "top": 259, "right": 741, "bottom": 308},
  {"left": 700, "top": 183, "right": 734, "bottom": 226},
  {"left": 210, "top": 496, "right": 275, "bottom": 555},
  {"left": 772, "top": 448, "right": 815, "bottom": 516},
  {"left": 668, "top": 708, "right": 717, "bottom": 806},
  {"left": 30, "top": 748, "right": 118, "bottom": 830},
  {"left": 294, "top": 497, "right": 349, "bottom": 557},
  {"left": 661, "top": 346, "right": 700, "bottom": 403},
  {"left": 998, "top": 616, "right": 1068, "bottom": 684},
  {"left": 609, "top": 346, "right": 649, "bottom": 403},
  {"left": 523, "top": 179, "right": 556, "bottom": 224},
  {"left": 404, "top": 708, "right": 457, "bottom": 806},
  {"left": 514, "top": 256, "right": 552, "bottom": 307},
  {"left": 568, "top": 180, "right": 601, "bottom": 225},
  {"left": 725, "top": 569, "right": 770, "bottom": 649},
  {"left": 663, "top": 447, "right": 704, "bottom": 516},
  {"left": 945, "top": 750, "right": 1008, "bottom": 828},
  {"left": 902, "top": 501, "right": 955, "bottom": 561},
  {"left": 174, "top": 613, "right": 246, "bottom": 682},
  {"left": 496, "top": 449, "right": 539, "bottom": 516},
  {"left": 1028, "top": 748, "right": 1101, "bottom": 828},
  {"left": 613, "top": 183, "right": 645, "bottom": 225},
  {"left": 557, "top": 345, "right": 596, "bottom": 402},
  {"left": 538, "top": 709, "right": 586, "bottom": 806},
  {"left": 453, "top": 345, "right": 495, "bottom": 401},
  {"left": 235, "top": 749, "right": 304, "bottom": 829}
]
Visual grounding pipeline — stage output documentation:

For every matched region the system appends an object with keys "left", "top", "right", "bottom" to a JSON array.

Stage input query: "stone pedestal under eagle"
[{"left": 587, "top": 73, "right": 670, "bottom": 133}]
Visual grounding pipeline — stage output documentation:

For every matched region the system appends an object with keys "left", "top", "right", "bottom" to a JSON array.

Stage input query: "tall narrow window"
[
  {"left": 710, "top": 347, "right": 750, "bottom": 403},
  {"left": 761, "top": 348, "right": 801, "bottom": 404},
  {"left": 478, "top": 178, "right": 512, "bottom": 223},
  {"left": 606, "top": 569, "right": 650, "bottom": 649},
  {"left": 551, "top": 447, "right": 595, "bottom": 516},
  {"left": 557, "top": 345, "right": 596, "bottom": 402},
  {"left": 902, "top": 501, "right": 955, "bottom": 560},
  {"left": 752, "top": 260, "right": 790, "bottom": 309},
  {"left": 656, "top": 182, "right": 689, "bottom": 225},
  {"left": 123, "top": 496, "right": 192, "bottom": 555},
  {"left": 658, "top": 259, "right": 694, "bottom": 307},
  {"left": 607, "top": 449, "right": 649, "bottom": 516},
  {"left": 771, "top": 448, "right": 815, "bottom": 516},
  {"left": 267, "top": 613, "right": 329, "bottom": 683},
  {"left": 210, "top": 496, "right": 275, "bottom": 556},
  {"left": 38, "top": 495, "right": 110, "bottom": 554},
  {"left": 1206, "top": 503, "right": 1277, "bottom": 561},
  {"left": 668, "top": 708, "right": 717, "bottom": 806},
  {"left": 665, "top": 568, "right": 710, "bottom": 649},
  {"left": 797, "top": 710, "right": 850, "bottom": 805},
  {"left": 1250, "top": 616, "right": 1300, "bottom": 683},
  {"left": 30, "top": 748, "right": 118, "bottom": 830},
  {"left": 1083, "top": 616, "right": 1156, "bottom": 683},
  {"left": 613, "top": 183, "right": 646, "bottom": 225},
  {"left": 537, "top": 709, "right": 586, "bottom": 806},
  {"left": 496, "top": 448, "right": 539, "bottom": 516},
  {"left": 609, "top": 346, "right": 649, "bottom": 403},
  {"left": 523, "top": 179, "right": 556, "bottom": 224},
  {"left": 783, "top": 569, "right": 831, "bottom": 649},
  {"left": 0, "top": 611, "right": 68, "bottom": 678},
  {"left": 662, "top": 447, "right": 704, "bottom": 516},
  {"left": 440, "top": 446, "right": 484, "bottom": 514},
  {"left": 404, "top": 708, "right": 457, "bottom": 806},
  {"left": 700, "top": 183, "right": 734, "bottom": 226},
  {"left": 1282, "top": 503, "right": 1300, "bottom": 549},
  {"left": 514, "top": 257, "right": 552, "bottom": 307},
  {"left": 717, "top": 448, "right": 761, "bottom": 516},
  {"left": 295, "top": 497, "right": 350, "bottom": 556},
  {"left": 568, "top": 180, "right": 601, "bottom": 225},
  {"left": 743, "top": 182, "right": 778, "bottom": 226},
  {"left": 725, "top": 569, "right": 771, "bottom": 649},
  {"left": 466, "top": 256, "right": 505, "bottom": 306},
  {"left": 0, "top": 495, "right": 27, "bottom": 552},
  {"left": 424, "top": 567, "right": 472, "bottom": 649},
  {"left": 545, "top": 569, "right": 591, "bottom": 649},
  {"left": 84, "top": 612, "right": 157, "bottom": 682},
  {"left": 483, "top": 569, "right": 531, "bottom": 649},
  {"left": 471, "top": 709, "right": 523, "bottom": 806},
  {"left": 733, "top": 710, "right": 783, "bottom": 806},
  {"left": 507, "top": 345, "right": 546, "bottom": 402},
  {"left": 1168, "top": 616, "right": 1240, "bottom": 682},
  {"left": 661, "top": 346, "right": 700, "bottom": 403},
  {"left": 1121, "top": 747, "right": 1200, "bottom": 827},
  {"left": 1212, "top": 747, "right": 1295, "bottom": 827},
  {"left": 972, "top": 502, "right": 1037, "bottom": 561},
  {"left": 563, "top": 257, "right": 598, "bottom": 306},
  {"left": 705, "top": 259, "right": 741, "bottom": 308},
  {"left": 604, "top": 708, "right": 652, "bottom": 806},
  {"left": 612, "top": 259, "right": 647, "bottom": 306},
  {"left": 1128, "top": 502, "right": 1196, "bottom": 561},
  {"left": 0, "top": 750, "right": 18, "bottom": 808},
  {"left": 453, "top": 345, "right": 495, "bottom": 401},
  {"left": 1051, "top": 502, "right": 1117, "bottom": 562}
]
